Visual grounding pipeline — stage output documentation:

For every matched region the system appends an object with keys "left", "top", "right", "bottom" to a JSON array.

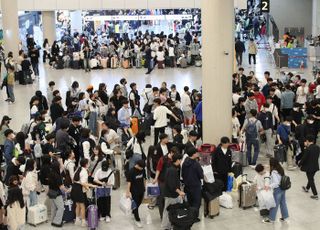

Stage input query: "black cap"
[
  {"left": 189, "top": 130, "right": 198, "bottom": 137},
  {"left": 2, "top": 115, "right": 12, "bottom": 121},
  {"left": 4, "top": 129, "right": 14, "bottom": 137}
]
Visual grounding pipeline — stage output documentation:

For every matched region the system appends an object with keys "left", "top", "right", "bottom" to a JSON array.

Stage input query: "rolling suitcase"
[
  {"left": 87, "top": 204, "right": 99, "bottom": 229},
  {"left": 198, "top": 144, "right": 216, "bottom": 166},
  {"left": 25, "top": 73, "right": 33, "bottom": 84},
  {"left": 71, "top": 60, "right": 80, "bottom": 69},
  {"left": 274, "top": 144, "right": 286, "bottom": 163},
  {"left": 239, "top": 180, "right": 256, "bottom": 209},
  {"left": 136, "top": 58, "right": 142, "bottom": 68},
  {"left": 203, "top": 198, "right": 220, "bottom": 219},
  {"left": 158, "top": 60, "right": 164, "bottom": 69},
  {"left": 63, "top": 197, "right": 75, "bottom": 223},
  {"left": 113, "top": 169, "right": 120, "bottom": 190},
  {"left": 231, "top": 162, "right": 243, "bottom": 178},
  {"left": 131, "top": 117, "right": 140, "bottom": 136},
  {"left": 101, "top": 58, "right": 108, "bottom": 68},
  {"left": 27, "top": 204, "right": 48, "bottom": 226},
  {"left": 122, "top": 59, "right": 130, "bottom": 69},
  {"left": 111, "top": 57, "right": 118, "bottom": 69}
]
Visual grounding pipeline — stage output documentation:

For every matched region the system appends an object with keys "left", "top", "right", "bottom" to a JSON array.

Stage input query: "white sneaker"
[
  {"left": 105, "top": 216, "right": 111, "bottom": 223},
  {"left": 134, "top": 220, "right": 143, "bottom": 228},
  {"left": 81, "top": 220, "right": 87, "bottom": 227},
  {"left": 74, "top": 219, "right": 81, "bottom": 226},
  {"left": 100, "top": 217, "right": 105, "bottom": 221}
]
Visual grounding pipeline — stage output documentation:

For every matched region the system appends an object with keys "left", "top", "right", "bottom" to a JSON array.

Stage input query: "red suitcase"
[{"left": 198, "top": 144, "right": 216, "bottom": 166}]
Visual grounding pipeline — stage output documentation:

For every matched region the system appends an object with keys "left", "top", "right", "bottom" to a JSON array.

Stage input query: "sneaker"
[
  {"left": 105, "top": 216, "right": 111, "bottom": 223},
  {"left": 81, "top": 220, "right": 87, "bottom": 227},
  {"left": 311, "top": 195, "right": 319, "bottom": 200},
  {"left": 262, "top": 218, "right": 273, "bottom": 224},
  {"left": 134, "top": 220, "right": 143, "bottom": 228},
  {"left": 250, "top": 165, "right": 256, "bottom": 169},
  {"left": 279, "top": 218, "right": 289, "bottom": 223},
  {"left": 100, "top": 217, "right": 105, "bottom": 221},
  {"left": 74, "top": 219, "right": 81, "bottom": 226},
  {"left": 302, "top": 186, "right": 309, "bottom": 193}
]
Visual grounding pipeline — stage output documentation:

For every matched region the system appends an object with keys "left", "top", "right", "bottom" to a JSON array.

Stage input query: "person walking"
[
  {"left": 263, "top": 158, "right": 289, "bottom": 224},
  {"left": 248, "top": 38, "right": 258, "bottom": 65},
  {"left": 29, "top": 46, "right": 40, "bottom": 77},
  {"left": 6, "top": 66, "right": 15, "bottom": 103},
  {"left": 241, "top": 109, "right": 264, "bottom": 167},
  {"left": 182, "top": 147, "right": 203, "bottom": 221},
  {"left": 235, "top": 38, "right": 245, "bottom": 66},
  {"left": 299, "top": 135, "right": 320, "bottom": 200}
]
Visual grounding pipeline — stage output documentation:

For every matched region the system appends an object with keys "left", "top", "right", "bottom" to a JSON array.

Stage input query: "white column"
[
  {"left": 312, "top": 0, "right": 320, "bottom": 36},
  {"left": 201, "top": 0, "right": 234, "bottom": 144},
  {"left": 70, "top": 10, "right": 83, "bottom": 35},
  {"left": 42, "top": 11, "right": 56, "bottom": 44},
  {"left": 1, "top": 0, "right": 20, "bottom": 58}
]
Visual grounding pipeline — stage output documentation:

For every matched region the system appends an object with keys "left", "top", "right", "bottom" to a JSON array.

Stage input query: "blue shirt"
[
  {"left": 4, "top": 139, "right": 14, "bottom": 165},
  {"left": 117, "top": 107, "right": 131, "bottom": 127},
  {"left": 277, "top": 124, "right": 290, "bottom": 142},
  {"left": 194, "top": 102, "right": 202, "bottom": 122}
]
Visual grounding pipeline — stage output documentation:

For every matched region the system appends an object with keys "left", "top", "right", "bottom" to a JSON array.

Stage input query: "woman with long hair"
[
  {"left": 6, "top": 187, "right": 26, "bottom": 230},
  {"left": 263, "top": 158, "right": 289, "bottom": 223},
  {"left": 21, "top": 159, "right": 38, "bottom": 207},
  {"left": 42, "top": 38, "right": 50, "bottom": 63},
  {"left": 71, "top": 159, "right": 97, "bottom": 227}
]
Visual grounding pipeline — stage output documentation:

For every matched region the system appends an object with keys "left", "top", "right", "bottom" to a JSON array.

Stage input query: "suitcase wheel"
[{"left": 209, "top": 215, "right": 214, "bottom": 219}]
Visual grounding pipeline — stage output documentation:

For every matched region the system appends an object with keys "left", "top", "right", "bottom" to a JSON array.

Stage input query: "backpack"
[
  {"left": 245, "top": 119, "right": 258, "bottom": 139},
  {"left": 280, "top": 175, "right": 291, "bottom": 190}
]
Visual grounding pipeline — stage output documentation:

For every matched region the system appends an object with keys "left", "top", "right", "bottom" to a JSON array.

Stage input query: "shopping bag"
[
  {"left": 202, "top": 165, "right": 215, "bottom": 183},
  {"left": 259, "top": 190, "right": 276, "bottom": 210},
  {"left": 146, "top": 183, "right": 160, "bottom": 197},
  {"left": 119, "top": 195, "right": 132, "bottom": 215}
]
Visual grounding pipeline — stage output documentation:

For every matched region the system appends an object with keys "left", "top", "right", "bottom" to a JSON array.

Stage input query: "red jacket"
[{"left": 254, "top": 93, "right": 266, "bottom": 111}]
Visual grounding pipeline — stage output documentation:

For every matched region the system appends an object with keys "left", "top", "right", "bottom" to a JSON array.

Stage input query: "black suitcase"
[
  {"left": 18, "top": 72, "right": 26, "bottom": 85},
  {"left": 63, "top": 198, "right": 75, "bottom": 223},
  {"left": 24, "top": 73, "right": 33, "bottom": 84},
  {"left": 71, "top": 60, "right": 80, "bottom": 69},
  {"left": 274, "top": 144, "right": 286, "bottom": 163},
  {"left": 56, "top": 59, "right": 64, "bottom": 69},
  {"left": 231, "top": 162, "right": 243, "bottom": 178}
]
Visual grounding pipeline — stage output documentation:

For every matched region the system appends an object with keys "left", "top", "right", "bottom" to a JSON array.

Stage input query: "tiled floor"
[{"left": 1, "top": 46, "right": 319, "bottom": 230}]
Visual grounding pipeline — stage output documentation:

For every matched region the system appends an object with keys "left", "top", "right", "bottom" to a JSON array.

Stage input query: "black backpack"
[{"left": 280, "top": 175, "right": 291, "bottom": 190}]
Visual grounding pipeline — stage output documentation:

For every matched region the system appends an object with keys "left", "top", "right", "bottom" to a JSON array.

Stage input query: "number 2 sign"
[{"left": 261, "top": 0, "right": 270, "bottom": 13}]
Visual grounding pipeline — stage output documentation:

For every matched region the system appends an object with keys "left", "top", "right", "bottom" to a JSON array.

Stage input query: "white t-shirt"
[
  {"left": 156, "top": 51, "right": 165, "bottom": 61},
  {"left": 181, "top": 93, "right": 192, "bottom": 112},
  {"left": 104, "top": 129, "right": 119, "bottom": 149},
  {"left": 153, "top": 105, "right": 173, "bottom": 128},
  {"left": 169, "top": 47, "right": 175, "bottom": 57},
  {"left": 160, "top": 143, "right": 169, "bottom": 156},
  {"left": 296, "top": 86, "right": 308, "bottom": 104},
  {"left": 232, "top": 93, "right": 241, "bottom": 105},
  {"left": 64, "top": 159, "right": 76, "bottom": 182},
  {"left": 79, "top": 168, "right": 89, "bottom": 192},
  {"left": 94, "top": 168, "right": 115, "bottom": 186},
  {"left": 232, "top": 117, "right": 240, "bottom": 138}
]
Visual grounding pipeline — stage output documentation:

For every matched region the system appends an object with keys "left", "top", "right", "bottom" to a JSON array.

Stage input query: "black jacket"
[
  {"left": 184, "top": 141, "right": 196, "bottom": 153},
  {"left": 50, "top": 103, "right": 64, "bottom": 124},
  {"left": 4, "top": 160, "right": 22, "bottom": 185},
  {"left": 164, "top": 165, "right": 180, "bottom": 198},
  {"left": 235, "top": 40, "right": 246, "bottom": 53},
  {"left": 182, "top": 157, "right": 203, "bottom": 187},
  {"left": 299, "top": 144, "right": 320, "bottom": 172},
  {"left": 212, "top": 146, "right": 232, "bottom": 175}
]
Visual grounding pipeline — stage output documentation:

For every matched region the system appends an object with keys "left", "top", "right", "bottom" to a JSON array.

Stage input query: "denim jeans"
[
  {"left": 31, "top": 62, "right": 39, "bottom": 76},
  {"left": 51, "top": 195, "right": 64, "bottom": 225},
  {"left": 7, "top": 85, "right": 15, "bottom": 102},
  {"left": 246, "top": 138, "right": 260, "bottom": 165},
  {"left": 29, "top": 191, "right": 38, "bottom": 207},
  {"left": 269, "top": 188, "right": 289, "bottom": 221},
  {"left": 88, "top": 112, "right": 97, "bottom": 136},
  {"left": 265, "top": 129, "right": 274, "bottom": 156}
]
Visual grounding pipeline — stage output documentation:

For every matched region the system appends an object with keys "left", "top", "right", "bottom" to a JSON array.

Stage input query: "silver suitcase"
[{"left": 239, "top": 182, "right": 256, "bottom": 209}]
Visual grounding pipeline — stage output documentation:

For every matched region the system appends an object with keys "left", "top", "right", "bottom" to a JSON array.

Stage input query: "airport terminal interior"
[{"left": 0, "top": 0, "right": 320, "bottom": 229}]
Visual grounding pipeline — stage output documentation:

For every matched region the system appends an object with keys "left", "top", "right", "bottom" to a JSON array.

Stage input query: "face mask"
[{"left": 293, "top": 108, "right": 299, "bottom": 111}]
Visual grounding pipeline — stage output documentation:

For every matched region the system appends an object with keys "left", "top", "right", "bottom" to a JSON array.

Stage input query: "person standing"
[
  {"left": 244, "top": 93, "right": 258, "bottom": 117},
  {"left": 161, "top": 153, "right": 184, "bottom": 230},
  {"left": 0, "top": 116, "right": 11, "bottom": 164},
  {"left": 126, "top": 160, "right": 146, "bottom": 228},
  {"left": 212, "top": 137, "right": 232, "bottom": 191},
  {"left": 182, "top": 147, "right": 203, "bottom": 221},
  {"left": 281, "top": 85, "right": 295, "bottom": 120},
  {"left": 235, "top": 38, "right": 245, "bottom": 66},
  {"left": 263, "top": 158, "right": 289, "bottom": 224},
  {"left": 153, "top": 98, "right": 179, "bottom": 146},
  {"left": 248, "top": 38, "right": 258, "bottom": 65},
  {"left": 194, "top": 98, "right": 203, "bottom": 140},
  {"left": 120, "top": 78, "right": 128, "bottom": 98},
  {"left": 241, "top": 109, "right": 264, "bottom": 167},
  {"left": 29, "top": 46, "right": 40, "bottom": 77},
  {"left": 129, "top": 83, "right": 141, "bottom": 115},
  {"left": 6, "top": 66, "right": 15, "bottom": 103},
  {"left": 181, "top": 86, "right": 193, "bottom": 128},
  {"left": 299, "top": 135, "right": 320, "bottom": 200},
  {"left": 117, "top": 100, "right": 131, "bottom": 128},
  {"left": 258, "top": 104, "right": 274, "bottom": 157},
  {"left": 3, "top": 129, "right": 15, "bottom": 166}
]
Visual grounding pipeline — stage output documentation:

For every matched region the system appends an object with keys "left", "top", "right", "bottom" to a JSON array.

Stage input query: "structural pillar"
[
  {"left": 70, "top": 11, "right": 83, "bottom": 35},
  {"left": 312, "top": 0, "right": 320, "bottom": 36},
  {"left": 1, "top": 0, "right": 20, "bottom": 57},
  {"left": 202, "top": 0, "right": 234, "bottom": 144},
  {"left": 42, "top": 11, "right": 56, "bottom": 44}
]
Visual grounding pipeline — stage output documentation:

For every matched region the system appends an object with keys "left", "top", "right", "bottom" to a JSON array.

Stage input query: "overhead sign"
[
  {"left": 260, "top": 0, "right": 270, "bottom": 13},
  {"left": 84, "top": 14, "right": 193, "bottom": 22}
]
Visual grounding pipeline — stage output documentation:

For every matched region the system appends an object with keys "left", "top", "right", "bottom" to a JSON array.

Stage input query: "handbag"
[
  {"left": 47, "top": 189, "right": 60, "bottom": 199},
  {"left": 143, "top": 94, "right": 152, "bottom": 114}
]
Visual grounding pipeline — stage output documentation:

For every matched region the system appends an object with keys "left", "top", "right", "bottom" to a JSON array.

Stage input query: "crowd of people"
[{"left": 40, "top": 30, "right": 202, "bottom": 74}]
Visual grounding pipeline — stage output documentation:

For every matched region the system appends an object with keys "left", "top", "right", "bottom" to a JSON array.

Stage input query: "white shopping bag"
[
  {"left": 119, "top": 194, "right": 132, "bottom": 215},
  {"left": 219, "top": 192, "right": 233, "bottom": 209},
  {"left": 202, "top": 165, "right": 215, "bottom": 183},
  {"left": 259, "top": 190, "right": 276, "bottom": 210}
]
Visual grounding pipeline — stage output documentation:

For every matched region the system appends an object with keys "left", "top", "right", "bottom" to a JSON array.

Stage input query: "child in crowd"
[{"left": 254, "top": 164, "right": 271, "bottom": 217}]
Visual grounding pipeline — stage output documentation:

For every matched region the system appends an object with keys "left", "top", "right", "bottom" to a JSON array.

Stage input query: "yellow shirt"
[{"left": 7, "top": 72, "right": 14, "bottom": 86}]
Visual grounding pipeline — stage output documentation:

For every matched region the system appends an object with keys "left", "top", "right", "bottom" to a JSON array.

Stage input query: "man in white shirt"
[
  {"left": 233, "top": 88, "right": 242, "bottom": 105},
  {"left": 101, "top": 122, "right": 120, "bottom": 150},
  {"left": 181, "top": 86, "right": 193, "bottom": 127},
  {"left": 153, "top": 98, "right": 179, "bottom": 146},
  {"left": 296, "top": 79, "right": 308, "bottom": 106}
]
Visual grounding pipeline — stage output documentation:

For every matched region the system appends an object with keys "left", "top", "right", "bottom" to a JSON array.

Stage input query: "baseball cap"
[{"left": 2, "top": 116, "right": 12, "bottom": 121}]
